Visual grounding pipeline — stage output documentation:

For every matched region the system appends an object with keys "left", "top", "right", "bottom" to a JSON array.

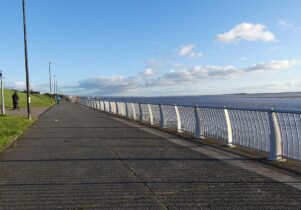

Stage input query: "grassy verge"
[
  {"left": 1, "top": 89, "right": 54, "bottom": 108},
  {"left": 0, "top": 115, "right": 34, "bottom": 153}
]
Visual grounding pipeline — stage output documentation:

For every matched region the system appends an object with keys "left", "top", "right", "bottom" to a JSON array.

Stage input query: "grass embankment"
[
  {"left": 1, "top": 89, "right": 54, "bottom": 108},
  {"left": 0, "top": 89, "right": 54, "bottom": 153},
  {"left": 0, "top": 115, "right": 33, "bottom": 153}
]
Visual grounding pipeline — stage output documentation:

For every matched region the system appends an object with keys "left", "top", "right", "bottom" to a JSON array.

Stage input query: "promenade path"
[{"left": 0, "top": 102, "right": 300, "bottom": 209}]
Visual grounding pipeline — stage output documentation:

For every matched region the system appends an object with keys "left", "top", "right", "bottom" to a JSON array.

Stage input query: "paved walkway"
[
  {"left": 4, "top": 107, "right": 50, "bottom": 118},
  {"left": 0, "top": 103, "right": 300, "bottom": 209}
]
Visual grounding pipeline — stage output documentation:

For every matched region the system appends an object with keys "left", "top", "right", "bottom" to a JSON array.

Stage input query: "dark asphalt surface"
[{"left": 0, "top": 102, "right": 300, "bottom": 209}]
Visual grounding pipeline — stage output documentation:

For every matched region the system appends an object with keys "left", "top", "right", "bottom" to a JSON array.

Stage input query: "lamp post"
[
  {"left": 53, "top": 74, "right": 56, "bottom": 94},
  {"left": 49, "top": 61, "right": 52, "bottom": 92},
  {"left": 0, "top": 70, "right": 5, "bottom": 115},
  {"left": 22, "top": 0, "right": 31, "bottom": 120}
]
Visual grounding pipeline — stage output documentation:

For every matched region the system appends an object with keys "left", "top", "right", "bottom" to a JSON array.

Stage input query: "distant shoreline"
[
  {"left": 226, "top": 92, "right": 301, "bottom": 99},
  {"left": 99, "top": 92, "right": 301, "bottom": 99}
]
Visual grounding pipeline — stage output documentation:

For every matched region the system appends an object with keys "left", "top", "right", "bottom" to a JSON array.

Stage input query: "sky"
[{"left": 0, "top": 0, "right": 301, "bottom": 96}]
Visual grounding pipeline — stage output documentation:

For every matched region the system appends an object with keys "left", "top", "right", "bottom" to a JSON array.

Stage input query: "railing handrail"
[{"left": 81, "top": 97, "right": 301, "bottom": 114}]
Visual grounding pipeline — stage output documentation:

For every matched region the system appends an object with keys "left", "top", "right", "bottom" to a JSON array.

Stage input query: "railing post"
[
  {"left": 95, "top": 100, "right": 99, "bottom": 110},
  {"left": 224, "top": 108, "right": 235, "bottom": 147},
  {"left": 194, "top": 106, "right": 205, "bottom": 139},
  {"left": 109, "top": 102, "right": 112, "bottom": 113},
  {"left": 268, "top": 109, "right": 284, "bottom": 161},
  {"left": 159, "top": 104, "right": 166, "bottom": 128},
  {"left": 98, "top": 101, "right": 101, "bottom": 110},
  {"left": 139, "top": 103, "right": 143, "bottom": 122},
  {"left": 125, "top": 102, "right": 129, "bottom": 118},
  {"left": 100, "top": 101, "right": 104, "bottom": 111},
  {"left": 174, "top": 105, "right": 182, "bottom": 133},
  {"left": 103, "top": 101, "right": 106, "bottom": 112},
  {"left": 115, "top": 102, "right": 119, "bottom": 115},
  {"left": 132, "top": 103, "right": 136, "bottom": 120},
  {"left": 106, "top": 101, "right": 109, "bottom": 112},
  {"left": 148, "top": 104, "right": 154, "bottom": 125}
]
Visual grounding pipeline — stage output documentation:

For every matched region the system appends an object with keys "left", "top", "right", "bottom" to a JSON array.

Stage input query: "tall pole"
[
  {"left": 22, "top": 0, "right": 31, "bottom": 120},
  {"left": 0, "top": 70, "right": 5, "bottom": 115},
  {"left": 49, "top": 61, "right": 52, "bottom": 92},
  {"left": 53, "top": 74, "right": 56, "bottom": 94},
  {"left": 56, "top": 81, "right": 58, "bottom": 95}
]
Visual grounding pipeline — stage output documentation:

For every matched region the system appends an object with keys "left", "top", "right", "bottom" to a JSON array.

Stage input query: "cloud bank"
[{"left": 67, "top": 59, "right": 299, "bottom": 96}]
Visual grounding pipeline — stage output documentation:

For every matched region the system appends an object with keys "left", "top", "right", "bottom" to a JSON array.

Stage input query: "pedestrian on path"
[
  {"left": 12, "top": 91, "right": 19, "bottom": 110},
  {"left": 56, "top": 95, "right": 61, "bottom": 105}
]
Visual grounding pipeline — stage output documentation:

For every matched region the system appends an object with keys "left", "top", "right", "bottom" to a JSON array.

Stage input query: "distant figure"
[
  {"left": 56, "top": 95, "right": 61, "bottom": 105},
  {"left": 12, "top": 91, "right": 19, "bottom": 110}
]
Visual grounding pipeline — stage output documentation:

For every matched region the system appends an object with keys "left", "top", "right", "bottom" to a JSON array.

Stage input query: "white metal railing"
[{"left": 79, "top": 98, "right": 301, "bottom": 162}]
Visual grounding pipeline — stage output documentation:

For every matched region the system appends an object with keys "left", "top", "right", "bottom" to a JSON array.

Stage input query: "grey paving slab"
[{"left": 0, "top": 102, "right": 300, "bottom": 209}]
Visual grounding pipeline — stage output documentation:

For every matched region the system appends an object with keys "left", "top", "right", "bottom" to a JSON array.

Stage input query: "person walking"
[
  {"left": 12, "top": 91, "right": 19, "bottom": 110},
  {"left": 56, "top": 95, "right": 61, "bottom": 105}
]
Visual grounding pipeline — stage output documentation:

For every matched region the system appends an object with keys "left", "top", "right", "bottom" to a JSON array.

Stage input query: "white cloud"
[
  {"left": 178, "top": 44, "right": 203, "bottom": 58},
  {"left": 246, "top": 59, "right": 299, "bottom": 72},
  {"left": 217, "top": 23, "right": 276, "bottom": 43},
  {"left": 11, "top": 81, "right": 26, "bottom": 90},
  {"left": 5, "top": 81, "right": 50, "bottom": 93},
  {"left": 278, "top": 19, "right": 294, "bottom": 29},
  {"left": 278, "top": 19, "right": 301, "bottom": 31},
  {"left": 143, "top": 68, "right": 155, "bottom": 77}
]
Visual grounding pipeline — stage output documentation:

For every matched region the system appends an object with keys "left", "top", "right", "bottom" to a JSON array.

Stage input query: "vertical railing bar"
[
  {"left": 224, "top": 108, "right": 234, "bottom": 147},
  {"left": 148, "top": 104, "right": 154, "bottom": 125},
  {"left": 132, "top": 103, "right": 136, "bottom": 120},
  {"left": 253, "top": 111, "right": 260, "bottom": 151},
  {"left": 194, "top": 106, "right": 204, "bottom": 138},
  {"left": 174, "top": 104, "right": 182, "bottom": 133},
  {"left": 283, "top": 113, "right": 289, "bottom": 157},
  {"left": 139, "top": 103, "right": 143, "bottom": 122},
  {"left": 159, "top": 104, "right": 166, "bottom": 128},
  {"left": 116, "top": 102, "right": 119, "bottom": 115},
  {"left": 125, "top": 102, "right": 129, "bottom": 118},
  {"left": 292, "top": 114, "right": 299, "bottom": 159},
  {"left": 268, "top": 109, "right": 284, "bottom": 161}
]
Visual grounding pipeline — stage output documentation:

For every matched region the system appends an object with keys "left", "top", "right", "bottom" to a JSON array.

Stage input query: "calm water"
[{"left": 99, "top": 95, "right": 301, "bottom": 111}]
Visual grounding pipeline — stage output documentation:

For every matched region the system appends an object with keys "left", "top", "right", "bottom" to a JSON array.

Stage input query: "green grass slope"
[
  {"left": 0, "top": 89, "right": 54, "bottom": 108},
  {"left": 0, "top": 116, "right": 33, "bottom": 152}
]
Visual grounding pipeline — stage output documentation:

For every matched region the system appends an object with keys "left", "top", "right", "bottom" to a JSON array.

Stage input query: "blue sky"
[{"left": 1, "top": 0, "right": 301, "bottom": 96}]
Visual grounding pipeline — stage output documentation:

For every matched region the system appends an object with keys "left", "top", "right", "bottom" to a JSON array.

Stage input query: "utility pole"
[
  {"left": 22, "top": 0, "right": 31, "bottom": 120},
  {"left": 49, "top": 61, "right": 52, "bottom": 92},
  {"left": 53, "top": 74, "right": 56, "bottom": 94},
  {"left": 56, "top": 81, "right": 58, "bottom": 95},
  {"left": 0, "top": 70, "right": 5, "bottom": 115}
]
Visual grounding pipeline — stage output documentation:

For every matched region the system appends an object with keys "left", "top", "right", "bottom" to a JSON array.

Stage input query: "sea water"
[{"left": 100, "top": 95, "right": 301, "bottom": 111}]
